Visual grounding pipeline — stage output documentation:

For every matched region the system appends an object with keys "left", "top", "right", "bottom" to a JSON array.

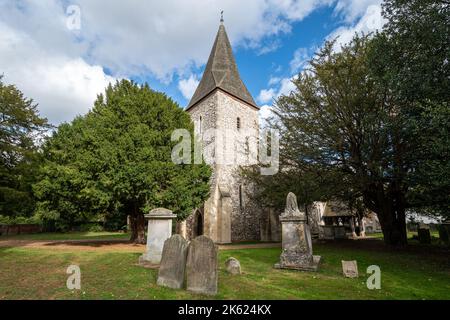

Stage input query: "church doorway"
[{"left": 193, "top": 207, "right": 204, "bottom": 237}]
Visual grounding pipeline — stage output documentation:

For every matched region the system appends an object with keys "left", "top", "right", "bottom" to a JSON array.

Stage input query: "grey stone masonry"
[{"left": 185, "top": 22, "right": 263, "bottom": 244}]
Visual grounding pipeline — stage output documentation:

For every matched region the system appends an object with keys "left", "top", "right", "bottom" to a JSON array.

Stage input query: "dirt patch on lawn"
[
  {"left": 0, "top": 239, "right": 280, "bottom": 252},
  {"left": 0, "top": 239, "right": 146, "bottom": 252}
]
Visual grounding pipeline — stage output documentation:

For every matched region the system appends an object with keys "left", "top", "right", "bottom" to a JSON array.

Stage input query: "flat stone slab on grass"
[
  {"left": 342, "top": 260, "right": 358, "bottom": 278},
  {"left": 135, "top": 261, "right": 160, "bottom": 269},
  {"left": 275, "top": 255, "right": 321, "bottom": 272},
  {"left": 157, "top": 235, "right": 189, "bottom": 289}
]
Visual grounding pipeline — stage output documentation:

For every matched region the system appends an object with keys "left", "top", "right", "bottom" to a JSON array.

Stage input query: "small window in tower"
[
  {"left": 239, "top": 185, "right": 244, "bottom": 211},
  {"left": 199, "top": 116, "right": 202, "bottom": 133},
  {"left": 237, "top": 117, "right": 241, "bottom": 130}
]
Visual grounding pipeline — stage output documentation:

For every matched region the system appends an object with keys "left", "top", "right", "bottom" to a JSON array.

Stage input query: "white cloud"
[
  {"left": 278, "top": 78, "right": 297, "bottom": 97},
  {"left": 178, "top": 75, "right": 200, "bottom": 100},
  {"left": 0, "top": 1, "right": 340, "bottom": 81},
  {"left": 333, "top": 0, "right": 383, "bottom": 23},
  {"left": 72, "top": 0, "right": 335, "bottom": 80},
  {"left": 0, "top": 0, "right": 386, "bottom": 125},
  {"left": 328, "top": 4, "right": 386, "bottom": 50},
  {"left": 268, "top": 0, "right": 335, "bottom": 21},
  {"left": 257, "top": 76, "right": 296, "bottom": 126},
  {"left": 290, "top": 47, "right": 311, "bottom": 73},
  {"left": 0, "top": 0, "right": 339, "bottom": 124},
  {"left": 268, "top": 76, "right": 282, "bottom": 86},
  {"left": 256, "top": 0, "right": 384, "bottom": 128},
  {"left": 0, "top": 19, "right": 116, "bottom": 124},
  {"left": 258, "top": 88, "right": 277, "bottom": 104},
  {"left": 259, "top": 104, "right": 275, "bottom": 127}
]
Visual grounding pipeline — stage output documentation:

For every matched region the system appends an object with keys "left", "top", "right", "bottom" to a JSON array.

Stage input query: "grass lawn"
[
  {"left": 0, "top": 231, "right": 130, "bottom": 241},
  {"left": 0, "top": 240, "right": 448, "bottom": 300},
  {"left": 370, "top": 231, "right": 440, "bottom": 239}
]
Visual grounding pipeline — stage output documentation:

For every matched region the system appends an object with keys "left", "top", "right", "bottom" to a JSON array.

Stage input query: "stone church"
[
  {"left": 178, "top": 21, "right": 267, "bottom": 244},
  {"left": 175, "top": 21, "right": 371, "bottom": 243}
]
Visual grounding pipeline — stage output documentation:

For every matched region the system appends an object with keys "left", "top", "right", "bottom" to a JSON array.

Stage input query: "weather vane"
[{"left": 220, "top": 10, "right": 224, "bottom": 23}]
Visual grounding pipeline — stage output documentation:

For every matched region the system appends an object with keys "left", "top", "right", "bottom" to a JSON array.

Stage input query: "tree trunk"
[
  {"left": 378, "top": 207, "right": 407, "bottom": 246},
  {"left": 357, "top": 215, "right": 366, "bottom": 237},
  {"left": 381, "top": 189, "right": 407, "bottom": 246},
  {"left": 364, "top": 185, "right": 408, "bottom": 247},
  {"left": 129, "top": 203, "right": 146, "bottom": 244}
]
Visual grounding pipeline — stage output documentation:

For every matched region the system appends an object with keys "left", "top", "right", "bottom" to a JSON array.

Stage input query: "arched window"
[
  {"left": 196, "top": 212, "right": 203, "bottom": 236},
  {"left": 237, "top": 117, "right": 241, "bottom": 130}
]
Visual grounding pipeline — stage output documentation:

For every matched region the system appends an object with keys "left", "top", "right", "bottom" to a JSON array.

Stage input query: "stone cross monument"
[
  {"left": 139, "top": 208, "right": 177, "bottom": 265},
  {"left": 275, "top": 193, "right": 321, "bottom": 271}
]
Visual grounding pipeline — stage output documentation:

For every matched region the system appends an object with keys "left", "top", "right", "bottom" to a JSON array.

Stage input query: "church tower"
[{"left": 184, "top": 21, "right": 260, "bottom": 243}]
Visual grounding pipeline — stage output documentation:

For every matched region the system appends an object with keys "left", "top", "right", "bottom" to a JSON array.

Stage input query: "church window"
[
  {"left": 245, "top": 137, "right": 250, "bottom": 160},
  {"left": 239, "top": 185, "right": 244, "bottom": 211},
  {"left": 237, "top": 117, "right": 241, "bottom": 130},
  {"left": 199, "top": 116, "right": 202, "bottom": 133}
]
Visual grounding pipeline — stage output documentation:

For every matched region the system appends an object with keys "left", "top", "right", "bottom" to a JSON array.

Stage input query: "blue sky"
[
  {"left": 148, "top": 5, "right": 341, "bottom": 108},
  {"left": 0, "top": 0, "right": 385, "bottom": 124}
]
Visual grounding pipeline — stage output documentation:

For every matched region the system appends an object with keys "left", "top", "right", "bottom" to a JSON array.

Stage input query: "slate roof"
[
  {"left": 186, "top": 24, "right": 257, "bottom": 110},
  {"left": 323, "top": 201, "right": 354, "bottom": 217}
]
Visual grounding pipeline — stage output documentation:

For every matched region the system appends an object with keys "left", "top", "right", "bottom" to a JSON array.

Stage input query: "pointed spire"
[{"left": 186, "top": 23, "right": 257, "bottom": 110}]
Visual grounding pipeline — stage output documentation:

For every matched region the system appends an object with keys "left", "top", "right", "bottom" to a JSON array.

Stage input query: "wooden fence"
[{"left": 0, "top": 224, "right": 42, "bottom": 236}]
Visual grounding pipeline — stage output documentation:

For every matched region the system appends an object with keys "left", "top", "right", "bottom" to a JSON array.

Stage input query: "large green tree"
[
  {"left": 0, "top": 76, "right": 49, "bottom": 219},
  {"left": 245, "top": 0, "right": 449, "bottom": 246},
  {"left": 270, "top": 36, "right": 412, "bottom": 246},
  {"left": 369, "top": 0, "right": 450, "bottom": 217},
  {"left": 34, "top": 80, "right": 211, "bottom": 243}
]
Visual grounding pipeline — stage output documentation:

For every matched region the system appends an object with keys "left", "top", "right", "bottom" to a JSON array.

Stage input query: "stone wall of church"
[
  {"left": 215, "top": 91, "right": 261, "bottom": 242},
  {"left": 188, "top": 92, "right": 220, "bottom": 241},
  {"left": 186, "top": 89, "right": 263, "bottom": 242}
]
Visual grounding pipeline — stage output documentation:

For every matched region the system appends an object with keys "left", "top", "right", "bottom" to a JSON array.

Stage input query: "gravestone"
[
  {"left": 157, "top": 235, "right": 189, "bottom": 289},
  {"left": 321, "top": 225, "right": 335, "bottom": 240},
  {"left": 438, "top": 221, "right": 450, "bottom": 245},
  {"left": 225, "top": 257, "right": 241, "bottom": 275},
  {"left": 139, "top": 208, "right": 177, "bottom": 265},
  {"left": 186, "top": 235, "right": 218, "bottom": 295},
  {"left": 334, "top": 226, "right": 347, "bottom": 239},
  {"left": 418, "top": 224, "right": 431, "bottom": 244},
  {"left": 274, "top": 193, "right": 321, "bottom": 271},
  {"left": 308, "top": 203, "right": 321, "bottom": 238},
  {"left": 342, "top": 260, "right": 358, "bottom": 278}
]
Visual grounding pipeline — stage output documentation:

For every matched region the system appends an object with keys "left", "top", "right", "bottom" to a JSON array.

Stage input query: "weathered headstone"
[
  {"left": 139, "top": 208, "right": 177, "bottom": 265},
  {"left": 334, "top": 226, "right": 347, "bottom": 239},
  {"left": 418, "top": 224, "right": 431, "bottom": 244},
  {"left": 308, "top": 203, "right": 321, "bottom": 238},
  {"left": 225, "top": 257, "right": 241, "bottom": 275},
  {"left": 438, "top": 221, "right": 450, "bottom": 245},
  {"left": 321, "top": 225, "right": 335, "bottom": 240},
  {"left": 274, "top": 193, "right": 321, "bottom": 271},
  {"left": 157, "top": 235, "right": 189, "bottom": 289},
  {"left": 186, "top": 235, "right": 218, "bottom": 295},
  {"left": 342, "top": 260, "right": 358, "bottom": 278}
]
